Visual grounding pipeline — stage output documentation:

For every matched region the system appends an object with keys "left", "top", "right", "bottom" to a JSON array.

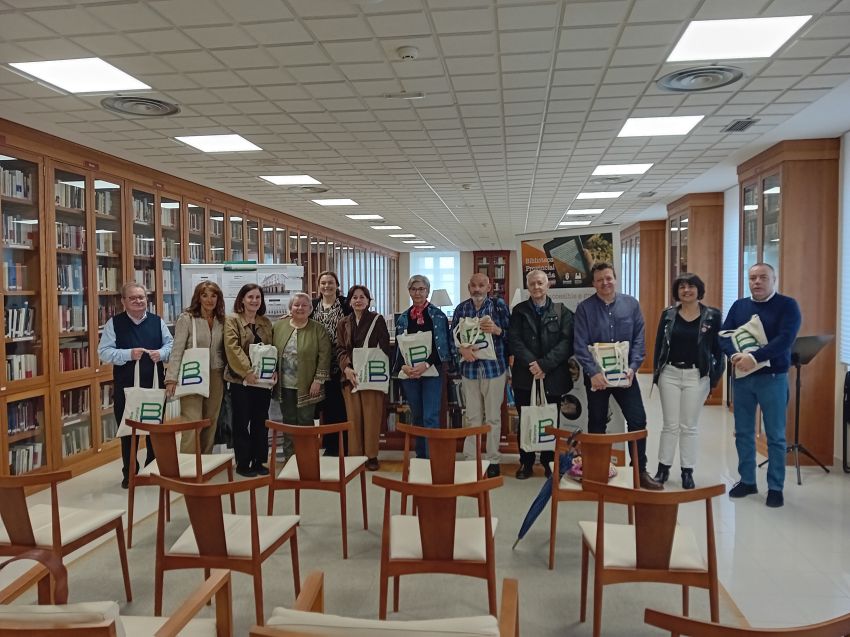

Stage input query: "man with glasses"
[{"left": 98, "top": 282, "right": 173, "bottom": 488}]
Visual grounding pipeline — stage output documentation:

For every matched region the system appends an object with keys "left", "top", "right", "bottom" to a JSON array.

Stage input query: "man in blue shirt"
[
  {"left": 574, "top": 262, "right": 662, "bottom": 490},
  {"left": 452, "top": 273, "right": 510, "bottom": 478},
  {"left": 98, "top": 282, "right": 173, "bottom": 488},
  {"left": 720, "top": 263, "right": 801, "bottom": 508}
]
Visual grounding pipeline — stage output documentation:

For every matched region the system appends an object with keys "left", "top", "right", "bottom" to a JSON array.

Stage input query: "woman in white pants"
[{"left": 652, "top": 273, "right": 724, "bottom": 489}]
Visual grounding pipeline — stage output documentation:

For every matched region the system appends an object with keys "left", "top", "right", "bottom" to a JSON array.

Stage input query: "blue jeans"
[
  {"left": 401, "top": 372, "right": 443, "bottom": 458},
  {"left": 732, "top": 372, "right": 788, "bottom": 491},
  {"left": 584, "top": 374, "right": 649, "bottom": 472}
]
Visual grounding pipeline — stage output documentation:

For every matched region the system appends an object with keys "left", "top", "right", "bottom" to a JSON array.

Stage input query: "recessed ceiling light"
[
  {"left": 260, "top": 175, "right": 321, "bottom": 185},
  {"left": 576, "top": 192, "right": 623, "bottom": 200},
  {"left": 389, "top": 234, "right": 416, "bottom": 238},
  {"left": 668, "top": 16, "right": 811, "bottom": 62},
  {"left": 371, "top": 225, "right": 402, "bottom": 230},
  {"left": 559, "top": 220, "right": 593, "bottom": 227},
  {"left": 763, "top": 186, "right": 780, "bottom": 195},
  {"left": 175, "top": 134, "right": 261, "bottom": 152},
  {"left": 346, "top": 214, "right": 383, "bottom": 220},
  {"left": 566, "top": 209, "right": 605, "bottom": 215},
  {"left": 743, "top": 204, "right": 758, "bottom": 211},
  {"left": 414, "top": 245, "right": 435, "bottom": 249},
  {"left": 313, "top": 198, "right": 358, "bottom": 206},
  {"left": 618, "top": 116, "right": 704, "bottom": 137},
  {"left": 9, "top": 57, "right": 150, "bottom": 93},
  {"left": 403, "top": 240, "right": 427, "bottom": 244},
  {"left": 592, "top": 164, "right": 653, "bottom": 176},
  {"left": 230, "top": 216, "right": 242, "bottom": 222},
  {"left": 383, "top": 91, "right": 426, "bottom": 100}
]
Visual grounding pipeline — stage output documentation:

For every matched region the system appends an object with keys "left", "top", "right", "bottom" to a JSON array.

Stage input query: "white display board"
[{"left": 181, "top": 263, "right": 304, "bottom": 320}]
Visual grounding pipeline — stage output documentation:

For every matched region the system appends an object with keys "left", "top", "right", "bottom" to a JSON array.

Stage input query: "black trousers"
[
  {"left": 318, "top": 373, "right": 348, "bottom": 455},
  {"left": 231, "top": 383, "right": 272, "bottom": 469},
  {"left": 583, "top": 374, "right": 649, "bottom": 472},
  {"left": 513, "top": 386, "right": 555, "bottom": 469},
  {"left": 115, "top": 382, "right": 155, "bottom": 480}
]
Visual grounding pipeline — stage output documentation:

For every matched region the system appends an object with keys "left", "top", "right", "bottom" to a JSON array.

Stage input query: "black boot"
[
  {"left": 681, "top": 468, "right": 695, "bottom": 490},
  {"left": 653, "top": 463, "right": 670, "bottom": 484}
]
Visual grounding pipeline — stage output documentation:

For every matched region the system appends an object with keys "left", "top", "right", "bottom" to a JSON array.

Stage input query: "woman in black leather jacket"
[{"left": 652, "top": 273, "right": 724, "bottom": 489}]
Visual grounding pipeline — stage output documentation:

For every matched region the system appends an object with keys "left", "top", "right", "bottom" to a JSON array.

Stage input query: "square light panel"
[
  {"left": 371, "top": 225, "right": 401, "bottom": 230},
  {"left": 414, "top": 245, "right": 435, "bottom": 249},
  {"left": 260, "top": 175, "right": 321, "bottom": 185},
  {"left": 668, "top": 16, "right": 811, "bottom": 62},
  {"left": 9, "top": 57, "right": 150, "bottom": 93},
  {"left": 313, "top": 198, "right": 358, "bottom": 206},
  {"left": 592, "top": 164, "right": 653, "bottom": 176},
  {"left": 566, "top": 208, "right": 604, "bottom": 215},
  {"left": 618, "top": 116, "right": 703, "bottom": 137},
  {"left": 176, "top": 135, "right": 261, "bottom": 152},
  {"left": 576, "top": 192, "right": 622, "bottom": 200},
  {"left": 389, "top": 234, "right": 416, "bottom": 238},
  {"left": 346, "top": 214, "right": 382, "bottom": 220},
  {"left": 559, "top": 220, "right": 593, "bottom": 226},
  {"left": 403, "top": 240, "right": 427, "bottom": 244}
]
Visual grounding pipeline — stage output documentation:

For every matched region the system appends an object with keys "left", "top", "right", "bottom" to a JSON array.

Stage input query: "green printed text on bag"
[
  {"left": 258, "top": 356, "right": 276, "bottom": 380},
  {"left": 367, "top": 360, "right": 388, "bottom": 382}
]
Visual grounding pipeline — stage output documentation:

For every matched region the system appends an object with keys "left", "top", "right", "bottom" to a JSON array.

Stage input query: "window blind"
[{"left": 839, "top": 133, "right": 850, "bottom": 365}]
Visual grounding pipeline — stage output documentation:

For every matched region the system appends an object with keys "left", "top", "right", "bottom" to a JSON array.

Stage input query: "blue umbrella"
[{"left": 512, "top": 427, "right": 582, "bottom": 549}]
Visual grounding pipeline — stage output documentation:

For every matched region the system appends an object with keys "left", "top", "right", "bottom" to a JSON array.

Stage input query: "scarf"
[{"left": 410, "top": 301, "right": 429, "bottom": 326}]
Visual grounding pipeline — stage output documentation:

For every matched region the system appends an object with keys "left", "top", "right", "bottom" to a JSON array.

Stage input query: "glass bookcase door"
[
  {"left": 97, "top": 379, "right": 118, "bottom": 447},
  {"left": 160, "top": 195, "right": 181, "bottom": 328},
  {"left": 247, "top": 219, "right": 259, "bottom": 262},
  {"left": 59, "top": 383, "right": 92, "bottom": 458},
  {"left": 131, "top": 188, "right": 157, "bottom": 313},
  {"left": 492, "top": 253, "right": 507, "bottom": 300},
  {"left": 209, "top": 210, "right": 225, "bottom": 264},
  {"left": 7, "top": 393, "right": 47, "bottom": 475},
  {"left": 762, "top": 174, "right": 781, "bottom": 273},
  {"left": 275, "top": 226, "right": 287, "bottom": 263},
  {"left": 741, "top": 183, "right": 759, "bottom": 291},
  {"left": 94, "top": 178, "right": 123, "bottom": 334},
  {"left": 326, "top": 240, "right": 335, "bottom": 276},
  {"left": 1, "top": 153, "right": 44, "bottom": 384},
  {"left": 290, "top": 231, "right": 300, "bottom": 266},
  {"left": 187, "top": 203, "right": 206, "bottom": 264},
  {"left": 229, "top": 215, "right": 244, "bottom": 261},
  {"left": 262, "top": 223, "right": 275, "bottom": 263},
  {"left": 54, "top": 168, "right": 91, "bottom": 373}
]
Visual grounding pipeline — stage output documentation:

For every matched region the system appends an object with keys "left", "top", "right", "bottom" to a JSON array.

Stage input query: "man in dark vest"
[{"left": 97, "top": 282, "right": 173, "bottom": 488}]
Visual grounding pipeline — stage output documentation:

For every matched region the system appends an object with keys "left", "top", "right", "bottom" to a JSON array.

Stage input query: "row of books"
[
  {"left": 97, "top": 301, "right": 121, "bottom": 327},
  {"left": 188, "top": 243, "right": 204, "bottom": 263},
  {"left": 62, "top": 422, "right": 92, "bottom": 457},
  {"left": 3, "top": 215, "right": 35, "bottom": 247},
  {"left": 6, "top": 354, "right": 37, "bottom": 381},
  {"left": 161, "top": 301, "right": 177, "bottom": 324},
  {"left": 188, "top": 210, "right": 203, "bottom": 232},
  {"left": 161, "top": 207, "right": 179, "bottom": 228},
  {"left": 10, "top": 442, "right": 44, "bottom": 475},
  {"left": 162, "top": 238, "right": 179, "bottom": 260},
  {"left": 132, "top": 197, "right": 154, "bottom": 223},
  {"left": 102, "top": 414, "right": 118, "bottom": 442},
  {"left": 97, "top": 265, "right": 120, "bottom": 292},
  {"left": 133, "top": 234, "right": 155, "bottom": 256},
  {"left": 209, "top": 218, "right": 224, "bottom": 237},
  {"left": 57, "top": 263, "right": 85, "bottom": 293},
  {"left": 101, "top": 382, "right": 114, "bottom": 409},
  {"left": 54, "top": 182, "right": 84, "bottom": 209},
  {"left": 58, "top": 303, "right": 88, "bottom": 332},
  {"left": 95, "top": 230, "right": 116, "bottom": 253},
  {"left": 1, "top": 169, "right": 33, "bottom": 200},
  {"left": 2, "top": 261, "right": 29, "bottom": 290},
  {"left": 56, "top": 222, "right": 86, "bottom": 250},
  {"left": 60, "top": 386, "right": 90, "bottom": 418},
  {"left": 7, "top": 398, "right": 40, "bottom": 433},
  {"left": 5, "top": 303, "right": 35, "bottom": 338},
  {"left": 95, "top": 190, "right": 119, "bottom": 215},
  {"left": 59, "top": 342, "right": 89, "bottom": 372},
  {"left": 134, "top": 268, "right": 156, "bottom": 291}
]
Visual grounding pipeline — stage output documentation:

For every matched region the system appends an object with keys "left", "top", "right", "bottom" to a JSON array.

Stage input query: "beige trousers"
[
  {"left": 461, "top": 373, "right": 506, "bottom": 463},
  {"left": 342, "top": 385, "right": 385, "bottom": 459},
  {"left": 179, "top": 368, "right": 225, "bottom": 454}
]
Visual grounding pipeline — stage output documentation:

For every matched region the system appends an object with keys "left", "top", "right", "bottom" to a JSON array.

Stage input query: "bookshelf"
[
  {"left": 473, "top": 251, "right": 510, "bottom": 302},
  {"left": 4, "top": 390, "right": 48, "bottom": 475},
  {"left": 275, "top": 226, "right": 288, "bottom": 263},
  {"left": 262, "top": 222, "right": 275, "bottom": 264},
  {"left": 209, "top": 209, "right": 225, "bottom": 264},
  {"left": 160, "top": 194, "right": 182, "bottom": 329},
  {"left": 228, "top": 213, "right": 244, "bottom": 261},
  {"left": 247, "top": 218, "right": 260, "bottom": 262},
  {"left": 97, "top": 378, "right": 118, "bottom": 447},
  {"left": 58, "top": 382, "right": 93, "bottom": 458},
  {"left": 187, "top": 202, "right": 206, "bottom": 264},
  {"left": 131, "top": 187, "right": 157, "bottom": 313},
  {"left": 95, "top": 178, "right": 123, "bottom": 334}
]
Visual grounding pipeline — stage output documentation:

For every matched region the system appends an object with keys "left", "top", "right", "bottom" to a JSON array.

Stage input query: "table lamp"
[{"left": 430, "top": 288, "right": 452, "bottom": 310}]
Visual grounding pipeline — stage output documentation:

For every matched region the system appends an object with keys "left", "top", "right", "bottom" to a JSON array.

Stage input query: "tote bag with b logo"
[
  {"left": 452, "top": 316, "right": 497, "bottom": 361},
  {"left": 117, "top": 361, "right": 166, "bottom": 436},
  {"left": 396, "top": 331, "right": 439, "bottom": 379},
  {"left": 246, "top": 342, "right": 278, "bottom": 389},
  {"left": 352, "top": 315, "right": 390, "bottom": 393},
  {"left": 519, "top": 379, "right": 559, "bottom": 452},
  {"left": 174, "top": 317, "right": 211, "bottom": 398},
  {"left": 719, "top": 314, "right": 770, "bottom": 378},
  {"left": 588, "top": 341, "right": 631, "bottom": 387}
]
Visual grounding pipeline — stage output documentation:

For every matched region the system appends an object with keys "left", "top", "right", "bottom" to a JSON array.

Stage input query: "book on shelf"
[
  {"left": 1, "top": 169, "right": 32, "bottom": 199},
  {"left": 96, "top": 265, "right": 119, "bottom": 292},
  {"left": 57, "top": 263, "right": 85, "bottom": 293},
  {"left": 132, "top": 196, "right": 154, "bottom": 223},
  {"left": 7, "top": 399, "right": 40, "bottom": 434},
  {"left": 133, "top": 268, "right": 156, "bottom": 290},
  {"left": 133, "top": 234, "right": 155, "bottom": 257},
  {"left": 209, "top": 218, "right": 224, "bottom": 237},
  {"left": 6, "top": 354, "right": 37, "bottom": 380},
  {"left": 55, "top": 222, "right": 86, "bottom": 250},
  {"left": 100, "top": 382, "right": 114, "bottom": 409},
  {"left": 2, "top": 215, "right": 35, "bottom": 247},
  {"left": 161, "top": 207, "right": 179, "bottom": 229},
  {"left": 59, "top": 342, "right": 90, "bottom": 371},
  {"left": 60, "top": 386, "right": 90, "bottom": 418},
  {"left": 102, "top": 413, "right": 118, "bottom": 442},
  {"left": 2, "top": 261, "right": 28, "bottom": 290},
  {"left": 4, "top": 302, "right": 35, "bottom": 338},
  {"left": 95, "top": 190, "right": 118, "bottom": 215},
  {"left": 95, "top": 231, "right": 115, "bottom": 253},
  {"left": 10, "top": 441, "right": 43, "bottom": 475},
  {"left": 63, "top": 424, "right": 91, "bottom": 456},
  {"left": 189, "top": 211, "right": 203, "bottom": 232},
  {"left": 58, "top": 302, "right": 88, "bottom": 332},
  {"left": 54, "top": 181, "right": 84, "bottom": 209},
  {"left": 97, "top": 302, "right": 120, "bottom": 327}
]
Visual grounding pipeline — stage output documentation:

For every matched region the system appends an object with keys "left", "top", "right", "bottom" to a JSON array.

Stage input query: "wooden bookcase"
[
  {"left": 473, "top": 251, "right": 510, "bottom": 302},
  {"left": 0, "top": 118, "right": 398, "bottom": 479}
]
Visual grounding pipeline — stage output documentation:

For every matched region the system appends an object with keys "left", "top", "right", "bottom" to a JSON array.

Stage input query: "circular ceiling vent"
[
  {"left": 293, "top": 185, "right": 329, "bottom": 194},
  {"left": 101, "top": 96, "right": 180, "bottom": 117},
  {"left": 656, "top": 65, "right": 743, "bottom": 93},
  {"left": 589, "top": 175, "right": 633, "bottom": 186}
]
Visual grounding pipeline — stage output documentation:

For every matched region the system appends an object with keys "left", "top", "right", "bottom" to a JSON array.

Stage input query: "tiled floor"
[{"left": 4, "top": 374, "right": 850, "bottom": 629}]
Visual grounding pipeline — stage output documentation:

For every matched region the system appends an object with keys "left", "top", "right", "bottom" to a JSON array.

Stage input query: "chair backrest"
[
  {"left": 583, "top": 480, "right": 725, "bottom": 571},
  {"left": 126, "top": 419, "right": 212, "bottom": 479},
  {"left": 150, "top": 474, "right": 267, "bottom": 558},
  {"left": 0, "top": 472, "right": 70, "bottom": 549},
  {"left": 549, "top": 429, "right": 643, "bottom": 485},
  {"left": 397, "top": 423, "right": 490, "bottom": 484},
  {"left": 373, "top": 475, "right": 502, "bottom": 561},
  {"left": 266, "top": 421, "right": 351, "bottom": 481},
  {"left": 645, "top": 607, "right": 850, "bottom": 636}
]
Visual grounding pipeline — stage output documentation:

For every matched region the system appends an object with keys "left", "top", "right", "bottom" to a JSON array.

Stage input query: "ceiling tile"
[
  {"left": 242, "top": 21, "right": 313, "bottom": 45},
  {"left": 431, "top": 9, "right": 495, "bottom": 34},
  {"left": 305, "top": 17, "right": 373, "bottom": 41},
  {"left": 563, "top": 1, "right": 630, "bottom": 27},
  {"left": 149, "top": 0, "right": 232, "bottom": 26},
  {"left": 366, "top": 12, "right": 432, "bottom": 38}
]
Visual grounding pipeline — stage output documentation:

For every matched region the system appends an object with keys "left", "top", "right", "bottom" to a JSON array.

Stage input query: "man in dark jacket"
[{"left": 509, "top": 269, "right": 574, "bottom": 479}]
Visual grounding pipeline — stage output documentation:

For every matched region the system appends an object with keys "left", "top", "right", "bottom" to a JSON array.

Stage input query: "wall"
[
  {"left": 722, "top": 185, "right": 740, "bottom": 318},
  {"left": 835, "top": 131, "right": 850, "bottom": 465}
]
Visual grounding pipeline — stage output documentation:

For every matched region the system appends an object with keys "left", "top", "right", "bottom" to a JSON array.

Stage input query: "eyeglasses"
[
  {"left": 409, "top": 287, "right": 428, "bottom": 293},
  {"left": 124, "top": 295, "right": 146, "bottom": 302}
]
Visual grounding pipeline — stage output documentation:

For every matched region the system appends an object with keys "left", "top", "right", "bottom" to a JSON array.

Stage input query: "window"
[{"left": 410, "top": 251, "right": 460, "bottom": 316}]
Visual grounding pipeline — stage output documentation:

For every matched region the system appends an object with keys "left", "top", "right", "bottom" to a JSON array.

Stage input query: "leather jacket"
[
  {"left": 508, "top": 298, "right": 574, "bottom": 394},
  {"left": 652, "top": 303, "right": 725, "bottom": 388}
]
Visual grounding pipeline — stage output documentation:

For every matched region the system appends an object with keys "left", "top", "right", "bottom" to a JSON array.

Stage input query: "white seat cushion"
[
  {"left": 268, "top": 607, "right": 499, "bottom": 636},
  {"left": 558, "top": 466, "right": 634, "bottom": 492},
  {"left": 408, "top": 459, "right": 490, "bottom": 485},
  {"left": 0, "top": 601, "right": 125, "bottom": 637},
  {"left": 277, "top": 456, "right": 367, "bottom": 481},
  {"left": 0, "top": 503, "right": 123, "bottom": 547},
  {"left": 122, "top": 615, "right": 217, "bottom": 637},
  {"left": 389, "top": 515, "right": 497, "bottom": 561},
  {"left": 168, "top": 513, "right": 299, "bottom": 558},
  {"left": 578, "top": 521, "right": 707, "bottom": 571},
  {"left": 137, "top": 452, "right": 231, "bottom": 478}
]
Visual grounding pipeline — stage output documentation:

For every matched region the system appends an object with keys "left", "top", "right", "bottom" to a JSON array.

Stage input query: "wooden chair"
[
  {"left": 250, "top": 570, "right": 520, "bottom": 637},
  {"left": 546, "top": 429, "right": 644, "bottom": 570},
  {"left": 126, "top": 418, "right": 235, "bottom": 548},
  {"left": 0, "top": 471, "right": 131, "bottom": 602},
  {"left": 372, "top": 474, "right": 502, "bottom": 620},
  {"left": 150, "top": 473, "right": 300, "bottom": 626},
  {"left": 0, "top": 550, "right": 232, "bottom": 636},
  {"left": 645, "top": 607, "right": 850, "bottom": 636},
  {"left": 579, "top": 480, "right": 725, "bottom": 637},
  {"left": 265, "top": 420, "right": 367, "bottom": 559}
]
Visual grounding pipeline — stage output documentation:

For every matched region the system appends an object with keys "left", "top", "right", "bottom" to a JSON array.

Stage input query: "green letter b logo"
[
  {"left": 367, "top": 360, "right": 388, "bottom": 382},
  {"left": 537, "top": 418, "right": 555, "bottom": 443},
  {"left": 409, "top": 345, "right": 429, "bottom": 364},
  {"left": 259, "top": 356, "right": 276, "bottom": 379},
  {"left": 180, "top": 360, "right": 202, "bottom": 385},
  {"left": 139, "top": 402, "right": 163, "bottom": 423}
]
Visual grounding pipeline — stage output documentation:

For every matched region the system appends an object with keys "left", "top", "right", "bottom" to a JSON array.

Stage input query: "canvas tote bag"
[
  {"left": 519, "top": 378, "right": 559, "bottom": 452},
  {"left": 452, "top": 316, "right": 497, "bottom": 361},
  {"left": 246, "top": 342, "right": 278, "bottom": 388},
  {"left": 351, "top": 315, "right": 390, "bottom": 394},
  {"left": 117, "top": 361, "right": 166, "bottom": 436},
  {"left": 396, "top": 330, "right": 439, "bottom": 379},
  {"left": 588, "top": 341, "right": 631, "bottom": 387},
  {"left": 174, "top": 317, "right": 211, "bottom": 398},
  {"left": 719, "top": 313, "right": 770, "bottom": 378}
]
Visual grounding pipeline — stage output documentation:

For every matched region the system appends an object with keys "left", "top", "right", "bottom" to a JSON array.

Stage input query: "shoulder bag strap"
[{"left": 362, "top": 314, "right": 379, "bottom": 347}]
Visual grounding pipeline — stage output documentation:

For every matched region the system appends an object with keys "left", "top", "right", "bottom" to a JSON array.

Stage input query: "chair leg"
[
  {"left": 204, "top": 569, "right": 212, "bottom": 606},
  {"left": 592, "top": 565, "right": 603, "bottom": 637},
  {"left": 295, "top": 489, "right": 301, "bottom": 515},
  {"left": 379, "top": 574, "right": 388, "bottom": 620},
  {"left": 165, "top": 489, "right": 171, "bottom": 522},
  {"left": 115, "top": 523, "right": 132, "bottom": 602},
  {"left": 360, "top": 472, "right": 368, "bottom": 530},
  {"left": 253, "top": 564, "right": 265, "bottom": 626},
  {"left": 154, "top": 564, "right": 164, "bottom": 616},
  {"left": 400, "top": 493, "right": 408, "bottom": 515},
  {"left": 548, "top": 497, "right": 559, "bottom": 570},
  {"left": 290, "top": 531, "right": 301, "bottom": 597},
  {"left": 127, "top": 482, "right": 136, "bottom": 549},
  {"left": 267, "top": 485, "right": 275, "bottom": 516},
  {"left": 487, "top": 562, "right": 497, "bottom": 616},
  {"left": 340, "top": 487, "right": 349, "bottom": 559},
  {"left": 393, "top": 575, "right": 400, "bottom": 613},
  {"left": 682, "top": 585, "right": 689, "bottom": 617},
  {"left": 709, "top": 581, "right": 720, "bottom": 622},
  {"left": 627, "top": 503, "right": 634, "bottom": 525},
  {"left": 227, "top": 465, "right": 236, "bottom": 513},
  {"left": 580, "top": 542, "right": 588, "bottom": 622}
]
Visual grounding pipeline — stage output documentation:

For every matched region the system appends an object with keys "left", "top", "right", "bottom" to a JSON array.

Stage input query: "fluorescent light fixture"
[
  {"left": 346, "top": 214, "right": 383, "bottom": 220},
  {"left": 763, "top": 186, "right": 780, "bottom": 195},
  {"left": 743, "top": 204, "right": 758, "bottom": 211},
  {"left": 371, "top": 225, "right": 401, "bottom": 230},
  {"left": 668, "top": 16, "right": 811, "bottom": 62},
  {"left": 259, "top": 175, "right": 321, "bottom": 185},
  {"left": 414, "top": 245, "right": 435, "bottom": 249},
  {"left": 211, "top": 247, "right": 224, "bottom": 251},
  {"left": 0, "top": 154, "right": 16, "bottom": 161},
  {"left": 389, "top": 234, "right": 416, "bottom": 238},
  {"left": 576, "top": 191, "right": 623, "bottom": 200},
  {"left": 298, "top": 235, "right": 308, "bottom": 239},
  {"left": 670, "top": 227, "right": 680, "bottom": 232},
  {"left": 559, "top": 220, "right": 593, "bottom": 227},
  {"left": 566, "top": 208, "right": 605, "bottom": 215},
  {"left": 175, "top": 134, "right": 261, "bottom": 152},
  {"left": 312, "top": 198, "right": 358, "bottom": 206},
  {"left": 10, "top": 219, "right": 38, "bottom": 225},
  {"left": 160, "top": 202, "right": 180, "bottom": 209},
  {"left": 9, "top": 57, "right": 150, "bottom": 93},
  {"left": 403, "top": 240, "right": 427, "bottom": 244},
  {"left": 618, "top": 116, "right": 703, "bottom": 137},
  {"left": 95, "top": 229, "right": 116, "bottom": 234},
  {"left": 592, "top": 163, "right": 653, "bottom": 176},
  {"left": 95, "top": 180, "right": 119, "bottom": 189},
  {"left": 210, "top": 216, "right": 224, "bottom": 221},
  {"left": 230, "top": 216, "right": 242, "bottom": 222}
]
